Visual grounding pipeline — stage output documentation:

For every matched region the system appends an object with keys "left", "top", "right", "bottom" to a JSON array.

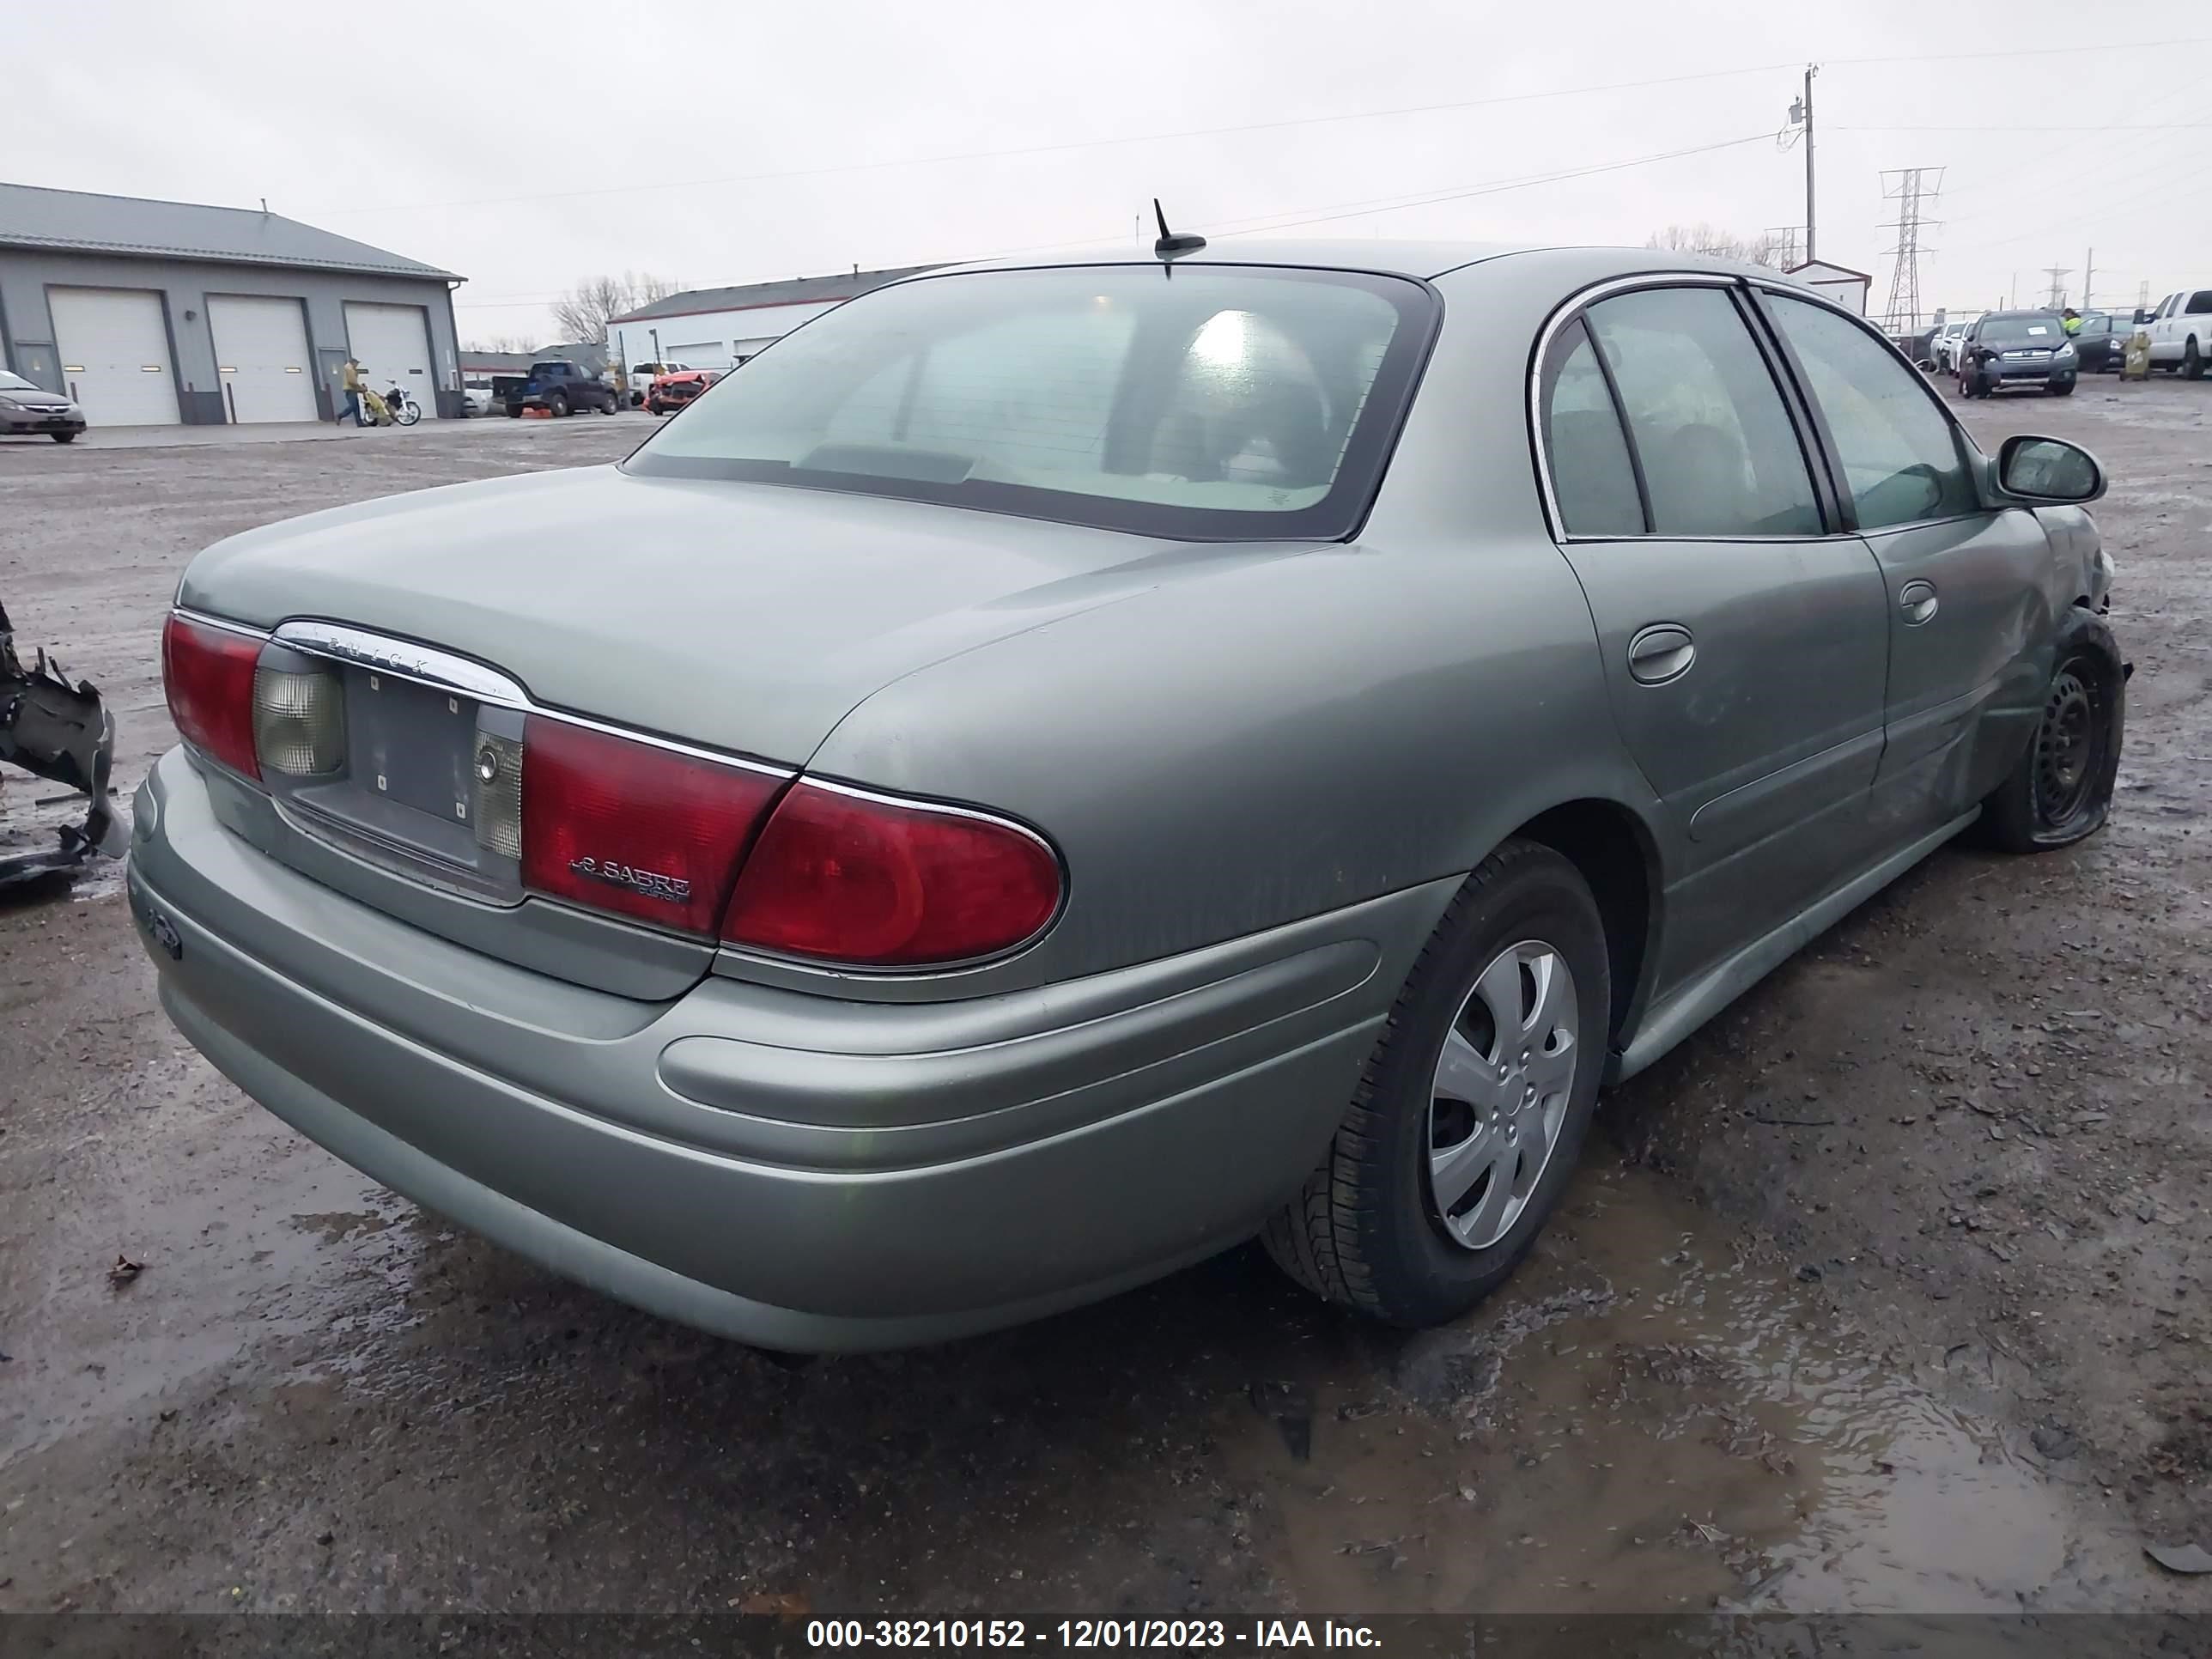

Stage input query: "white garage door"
[
  {"left": 48, "top": 287, "right": 179, "bottom": 426},
  {"left": 343, "top": 301, "right": 440, "bottom": 419},
  {"left": 208, "top": 295, "right": 318, "bottom": 423}
]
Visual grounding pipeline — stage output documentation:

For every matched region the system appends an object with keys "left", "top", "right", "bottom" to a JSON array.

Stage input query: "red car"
[{"left": 646, "top": 369, "right": 720, "bottom": 416}]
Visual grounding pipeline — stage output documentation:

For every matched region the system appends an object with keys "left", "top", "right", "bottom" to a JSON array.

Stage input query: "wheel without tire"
[
  {"left": 1975, "top": 612, "right": 2124, "bottom": 853},
  {"left": 1264, "top": 839, "right": 1610, "bottom": 1328}
]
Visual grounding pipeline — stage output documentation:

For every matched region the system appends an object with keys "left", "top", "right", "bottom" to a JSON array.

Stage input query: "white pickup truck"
[{"left": 2143, "top": 287, "right": 2212, "bottom": 378}]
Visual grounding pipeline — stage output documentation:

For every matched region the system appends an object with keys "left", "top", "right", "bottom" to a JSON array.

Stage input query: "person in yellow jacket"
[
  {"left": 336, "top": 357, "right": 367, "bottom": 427},
  {"left": 2062, "top": 308, "right": 2083, "bottom": 337}
]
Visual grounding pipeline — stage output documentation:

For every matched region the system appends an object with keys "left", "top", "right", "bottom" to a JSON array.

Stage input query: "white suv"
[
  {"left": 2143, "top": 289, "right": 2212, "bottom": 378},
  {"left": 1932, "top": 319, "right": 1974, "bottom": 374}
]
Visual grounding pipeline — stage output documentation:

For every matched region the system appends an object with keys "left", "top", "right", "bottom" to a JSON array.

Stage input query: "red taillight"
[
  {"left": 162, "top": 613, "right": 262, "bottom": 781},
  {"left": 520, "top": 715, "right": 781, "bottom": 936},
  {"left": 721, "top": 782, "right": 1061, "bottom": 967}
]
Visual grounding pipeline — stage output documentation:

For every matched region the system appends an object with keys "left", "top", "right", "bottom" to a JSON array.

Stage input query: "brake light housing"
[
  {"left": 162, "top": 613, "right": 264, "bottom": 781},
  {"left": 721, "top": 781, "right": 1062, "bottom": 968},
  {"left": 520, "top": 715, "right": 782, "bottom": 937}
]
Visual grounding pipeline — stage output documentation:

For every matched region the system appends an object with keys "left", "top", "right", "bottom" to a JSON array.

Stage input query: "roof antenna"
[
  {"left": 1152, "top": 198, "right": 1206, "bottom": 258},
  {"left": 259, "top": 197, "right": 269, "bottom": 215}
]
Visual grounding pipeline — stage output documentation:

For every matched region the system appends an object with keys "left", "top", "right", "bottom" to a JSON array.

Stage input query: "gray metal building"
[{"left": 0, "top": 181, "right": 465, "bottom": 426}]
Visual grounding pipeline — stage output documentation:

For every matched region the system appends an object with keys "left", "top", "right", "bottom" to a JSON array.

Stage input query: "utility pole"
[
  {"left": 1879, "top": 168, "right": 1942, "bottom": 332},
  {"left": 2081, "top": 248, "right": 2094, "bottom": 312},
  {"left": 2042, "top": 265, "right": 2072, "bottom": 307},
  {"left": 1784, "top": 67, "right": 1818, "bottom": 264}
]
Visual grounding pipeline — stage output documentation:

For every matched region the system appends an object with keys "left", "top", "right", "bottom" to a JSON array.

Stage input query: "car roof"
[{"left": 931, "top": 239, "right": 1786, "bottom": 289}]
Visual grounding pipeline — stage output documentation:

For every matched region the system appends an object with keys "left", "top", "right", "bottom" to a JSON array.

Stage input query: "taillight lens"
[
  {"left": 520, "top": 715, "right": 781, "bottom": 936},
  {"left": 252, "top": 665, "right": 345, "bottom": 776},
  {"left": 721, "top": 782, "right": 1061, "bottom": 967},
  {"left": 162, "top": 613, "right": 263, "bottom": 781}
]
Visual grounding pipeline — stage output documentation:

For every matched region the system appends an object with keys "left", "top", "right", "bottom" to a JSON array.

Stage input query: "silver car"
[{"left": 131, "top": 241, "right": 2125, "bottom": 1351}]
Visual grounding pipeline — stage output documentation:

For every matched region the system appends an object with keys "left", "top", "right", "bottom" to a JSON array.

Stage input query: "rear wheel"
[
  {"left": 505, "top": 403, "right": 523, "bottom": 418},
  {"left": 2186, "top": 339, "right": 2204, "bottom": 380},
  {"left": 1263, "top": 840, "right": 1609, "bottom": 1328},
  {"left": 1976, "top": 613, "right": 2124, "bottom": 853}
]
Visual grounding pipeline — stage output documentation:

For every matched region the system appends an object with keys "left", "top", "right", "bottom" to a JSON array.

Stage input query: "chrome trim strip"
[
  {"left": 273, "top": 621, "right": 529, "bottom": 705},
  {"left": 254, "top": 617, "right": 794, "bottom": 780},
  {"left": 172, "top": 606, "right": 271, "bottom": 641}
]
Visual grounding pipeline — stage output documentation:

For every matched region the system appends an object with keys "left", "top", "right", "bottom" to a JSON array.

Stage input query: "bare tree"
[
  {"left": 1644, "top": 224, "right": 1789, "bottom": 268},
  {"left": 462, "top": 333, "right": 537, "bottom": 355},
  {"left": 550, "top": 271, "right": 684, "bottom": 346}
]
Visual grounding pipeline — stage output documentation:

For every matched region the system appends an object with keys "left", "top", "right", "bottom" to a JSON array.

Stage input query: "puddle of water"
[{"left": 1225, "top": 1167, "right": 2096, "bottom": 1615}]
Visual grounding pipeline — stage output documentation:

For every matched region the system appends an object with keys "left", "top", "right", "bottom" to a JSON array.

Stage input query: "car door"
[
  {"left": 1536, "top": 278, "right": 1892, "bottom": 988},
  {"left": 1755, "top": 286, "right": 2059, "bottom": 832}
]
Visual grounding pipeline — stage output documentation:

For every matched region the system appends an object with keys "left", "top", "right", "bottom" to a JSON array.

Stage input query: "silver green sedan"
[{"left": 131, "top": 240, "right": 2124, "bottom": 1350}]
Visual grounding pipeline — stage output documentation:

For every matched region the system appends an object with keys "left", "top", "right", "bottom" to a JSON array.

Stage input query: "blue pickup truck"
[{"left": 498, "top": 360, "right": 620, "bottom": 418}]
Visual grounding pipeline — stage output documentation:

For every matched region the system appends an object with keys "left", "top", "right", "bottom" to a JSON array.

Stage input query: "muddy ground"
[{"left": 0, "top": 388, "right": 2208, "bottom": 1619}]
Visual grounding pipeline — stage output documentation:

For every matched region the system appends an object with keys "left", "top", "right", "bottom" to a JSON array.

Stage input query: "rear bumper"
[{"left": 128, "top": 749, "right": 1438, "bottom": 1349}]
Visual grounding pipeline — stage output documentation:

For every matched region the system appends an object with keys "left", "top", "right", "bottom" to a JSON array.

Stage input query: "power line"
[
  {"left": 452, "top": 129, "right": 1779, "bottom": 310},
  {"left": 325, "top": 35, "right": 2212, "bottom": 221}
]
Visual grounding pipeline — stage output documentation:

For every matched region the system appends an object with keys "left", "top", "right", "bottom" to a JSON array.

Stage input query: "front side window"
[
  {"left": 1764, "top": 292, "right": 1977, "bottom": 530},
  {"left": 1538, "top": 319, "right": 1643, "bottom": 536},
  {"left": 624, "top": 264, "right": 1435, "bottom": 539},
  {"left": 1583, "top": 285, "right": 1823, "bottom": 538}
]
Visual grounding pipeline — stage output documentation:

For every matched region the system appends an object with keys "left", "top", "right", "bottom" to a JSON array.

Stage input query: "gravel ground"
[{"left": 0, "top": 386, "right": 2208, "bottom": 1619}]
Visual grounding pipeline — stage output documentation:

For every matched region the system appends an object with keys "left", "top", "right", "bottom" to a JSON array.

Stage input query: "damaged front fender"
[{"left": 1, "top": 599, "right": 125, "bottom": 890}]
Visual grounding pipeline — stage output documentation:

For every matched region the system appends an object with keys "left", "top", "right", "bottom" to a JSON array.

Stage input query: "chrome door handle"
[
  {"left": 1626, "top": 623, "right": 1696, "bottom": 685},
  {"left": 1899, "top": 580, "right": 1938, "bottom": 625}
]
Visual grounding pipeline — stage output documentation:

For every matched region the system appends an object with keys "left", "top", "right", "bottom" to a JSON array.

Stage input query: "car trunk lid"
[{"left": 177, "top": 465, "right": 1319, "bottom": 996}]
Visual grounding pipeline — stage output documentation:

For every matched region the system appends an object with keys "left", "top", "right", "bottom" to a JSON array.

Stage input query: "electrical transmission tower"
[
  {"left": 2042, "top": 265, "right": 2073, "bottom": 307},
  {"left": 1765, "top": 225, "right": 1802, "bottom": 268},
  {"left": 1878, "top": 168, "right": 1943, "bottom": 332}
]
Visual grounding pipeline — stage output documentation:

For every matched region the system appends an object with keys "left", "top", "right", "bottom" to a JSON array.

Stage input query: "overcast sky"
[{"left": 9, "top": 0, "right": 2208, "bottom": 341}]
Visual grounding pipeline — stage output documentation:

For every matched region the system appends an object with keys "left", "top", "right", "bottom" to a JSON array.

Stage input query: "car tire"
[
  {"left": 505, "top": 404, "right": 523, "bottom": 418},
  {"left": 547, "top": 392, "right": 570, "bottom": 417},
  {"left": 1262, "top": 839, "right": 1610, "bottom": 1328},
  {"left": 51, "top": 431, "right": 76, "bottom": 444},
  {"left": 1973, "top": 611, "right": 2124, "bottom": 854},
  {"left": 2050, "top": 380, "right": 2075, "bottom": 397},
  {"left": 2186, "top": 340, "right": 2204, "bottom": 380}
]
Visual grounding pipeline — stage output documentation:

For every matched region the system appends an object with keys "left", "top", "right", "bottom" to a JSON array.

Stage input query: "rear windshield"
[{"left": 623, "top": 264, "right": 1437, "bottom": 539}]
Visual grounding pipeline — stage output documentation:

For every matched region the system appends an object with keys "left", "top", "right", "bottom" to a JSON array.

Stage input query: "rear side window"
[
  {"left": 2188, "top": 292, "right": 2212, "bottom": 316},
  {"left": 1764, "top": 292, "right": 1976, "bottom": 530},
  {"left": 1538, "top": 320, "right": 1644, "bottom": 536},
  {"left": 1584, "top": 286, "right": 1823, "bottom": 538}
]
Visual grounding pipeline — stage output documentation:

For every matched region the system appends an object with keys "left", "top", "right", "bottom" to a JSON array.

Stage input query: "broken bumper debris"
[{"left": 1, "top": 600, "right": 125, "bottom": 890}]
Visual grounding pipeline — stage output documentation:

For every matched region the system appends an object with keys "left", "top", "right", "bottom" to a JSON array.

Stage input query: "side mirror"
[{"left": 1997, "top": 434, "right": 2104, "bottom": 505}]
